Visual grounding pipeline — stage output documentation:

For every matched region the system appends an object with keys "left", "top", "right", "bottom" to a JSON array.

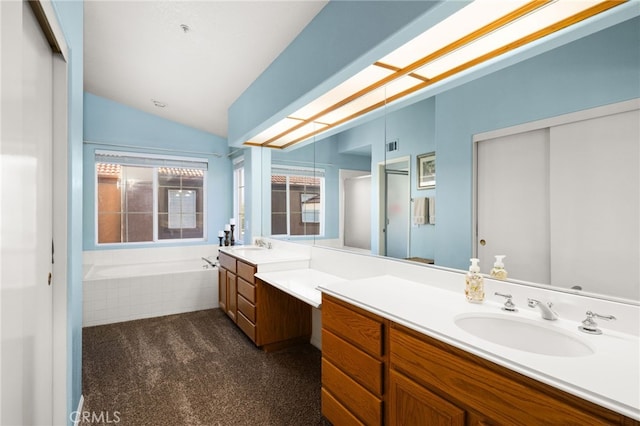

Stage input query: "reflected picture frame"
[{"left": 417, "top": 152, "right": 436, "bottom": 189}]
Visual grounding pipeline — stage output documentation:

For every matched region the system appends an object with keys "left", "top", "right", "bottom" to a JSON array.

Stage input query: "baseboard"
[
  {"left": 310, "top": 334, "right": 322, "bottom": 350},
  {"left": 73, "top": 395, "right": 84, "bottom": 426}
]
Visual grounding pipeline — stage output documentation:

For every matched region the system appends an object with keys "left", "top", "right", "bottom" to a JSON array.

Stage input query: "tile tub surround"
[{"left": 83, "top": 246, "right": 220, "bottom": 327}]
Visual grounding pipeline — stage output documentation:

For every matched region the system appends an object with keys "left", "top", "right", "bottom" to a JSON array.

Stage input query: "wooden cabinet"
[
  {"left": 388, "top": 369, "right": 464, "bottom": 426},
  {"left": 218, "top": 250, "right": 312, "bottom": 351},
  {"left": 218, "top": 251, "right": 237, "bottom": 322},
  {"left": 320, "top": 296, "right": 638, "bottom": 426},
  {"left": 321, "top": 294, "right": 388, "bottom": 426},
  {"left": 389, "top": 323, "right": 637, "bottom": 426}
]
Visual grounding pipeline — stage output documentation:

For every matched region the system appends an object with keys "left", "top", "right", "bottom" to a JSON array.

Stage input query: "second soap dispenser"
[
  {"left": 490, "top": 255, "right": 508, "bottom": 280},
  {"left": 465, "top": 258, "right": 485, "bottom": 303}
]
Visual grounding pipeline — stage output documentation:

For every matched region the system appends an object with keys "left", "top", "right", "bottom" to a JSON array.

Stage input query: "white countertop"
[
  {"left": 255, "top": 268, "right": 346, "bottom": 308},
  {"left": 219, "top": 246, "right": 310, "bottom": 265},
  {"left": 318, "top": 275, "right": 640, "bottom": 420}
]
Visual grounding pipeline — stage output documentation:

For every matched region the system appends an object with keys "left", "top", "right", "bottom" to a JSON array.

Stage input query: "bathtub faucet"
[{"left": 201, "top": 257, "right": 216, "bottom": 268}]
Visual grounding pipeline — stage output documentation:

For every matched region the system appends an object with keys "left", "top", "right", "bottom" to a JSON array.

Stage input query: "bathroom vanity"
[
  {"left": 319, "top": 275, "right": 640, "bottom": 425},
  {"left": 217, "top": 240, "right": 639, "bottom": 423},
  {"left": 218, "top": 247, "right": 314, "bottom": 351}
]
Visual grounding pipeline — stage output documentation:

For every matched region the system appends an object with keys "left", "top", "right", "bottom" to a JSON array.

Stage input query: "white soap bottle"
[
  {"left": 490, "top": 255, "right": 508, "bottom": 280},
  {"left": 465, "top": 258, "right": 485, "bottom": 303}
]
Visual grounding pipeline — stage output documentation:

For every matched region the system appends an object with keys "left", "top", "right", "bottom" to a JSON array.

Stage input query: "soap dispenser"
[
  {"left": 490, "top": 255, "right": 508, "bottom": 280},
  {"left": 465, "top": 258, "right": 485, "bottom": 303}
]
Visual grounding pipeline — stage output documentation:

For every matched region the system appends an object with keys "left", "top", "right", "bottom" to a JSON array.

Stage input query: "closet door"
[
  {"left": 549, "top": 109, "right": 639, "bottom": 299},
  {"left": 1, "top": 2, "right": 55, "bottom": 424},
  {"left": 476, "top": 129, "right": 550, "bottom": 283}
]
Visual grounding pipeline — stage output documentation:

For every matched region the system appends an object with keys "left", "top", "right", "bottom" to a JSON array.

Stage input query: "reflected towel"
[
  {"left": 413, "top": 197, "right": 427, "bottom": 225},
  {"left": 428, "top": 197, "right": 435, "bottom": 224}
]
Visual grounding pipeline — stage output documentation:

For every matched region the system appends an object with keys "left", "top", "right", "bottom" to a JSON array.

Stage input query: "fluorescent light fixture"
[{"left": 246, "top": 0, "right": 626, "bottom": 149}]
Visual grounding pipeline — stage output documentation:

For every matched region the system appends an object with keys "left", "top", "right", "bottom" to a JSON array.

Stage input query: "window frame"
[
  {"left": 232, "top": 156, "right": 245, "bottom": 243},
  {"left": 94, "top": 150, "right": 208, "bottom": 246},
  {"left": 270, "top": 165, "right": 325, "bottom": 238}
]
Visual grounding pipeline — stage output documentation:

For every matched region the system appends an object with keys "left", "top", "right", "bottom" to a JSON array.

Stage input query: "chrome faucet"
[
  {"left": 527, "top": 298, "right": 558, "bottom": 320},
  {"left": 254, "top": 239, "right": 272, "bottom": 249}
]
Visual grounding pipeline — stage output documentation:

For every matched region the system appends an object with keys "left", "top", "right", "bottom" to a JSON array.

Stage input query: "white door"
[
  {"left": 1, "top": 2, "right": 54, "bottom": 424},
  {"left": 476, "top": 128, "right": 550, "bottom": 283},
  {"left": 549, "top": 109, "right": 639, "bottom": 299}
]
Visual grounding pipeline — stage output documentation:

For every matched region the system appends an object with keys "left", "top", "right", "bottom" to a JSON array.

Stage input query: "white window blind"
[
  {"left": 271, "top": 165, "right": 325, "bottom": 177},
  {"left": 95, "top": 150, "right": 208, "bottom": 170}
]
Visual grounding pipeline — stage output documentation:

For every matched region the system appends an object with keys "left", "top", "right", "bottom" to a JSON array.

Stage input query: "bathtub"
[
  {"left": 83, "top": 258, "right": 219, "bottom": 327},
  {"left": 84, "top": 259, "right": 212, "bottom": 280}
]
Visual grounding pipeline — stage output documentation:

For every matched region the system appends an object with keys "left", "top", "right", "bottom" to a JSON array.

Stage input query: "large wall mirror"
[{"left": 253, "top": 16, "right": 639, "bottom": 303}]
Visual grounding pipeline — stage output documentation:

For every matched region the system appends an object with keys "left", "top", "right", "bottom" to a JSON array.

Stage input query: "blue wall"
[
  {"left": 335, "top": 98, "right": 436, "bottom": 256},
  {"left": 313, "top": 17, "right": 639, "bottom": 264},
  {"left": 51, "top": 0, "right": 83, "bottom": 422},
  {"left": 52, "top": 0, "right": 84, "bottom": 424},
  {"left": 433, "top": 16, "right": 640, "bottom": 271},
  {"left": 83, "top": 93, "right": 232, "bottom": 250}
]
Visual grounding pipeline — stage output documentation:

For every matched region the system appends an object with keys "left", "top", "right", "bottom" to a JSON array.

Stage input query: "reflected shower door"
[{"left": 385, "top": 170, "right": 409, "bottom": 259}]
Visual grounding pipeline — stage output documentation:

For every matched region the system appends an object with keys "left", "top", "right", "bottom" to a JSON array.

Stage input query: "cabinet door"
[
  {"left": 389, "top": 370, "right": 465, "bottom": 426},
  {"left": 227, "top": 272, "right": 237, "bottom": 322},
  {"left": 218, "top": 268, "right": 227, "bottom": 312}
]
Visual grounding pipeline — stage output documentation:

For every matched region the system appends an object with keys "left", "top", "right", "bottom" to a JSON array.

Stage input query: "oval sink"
[{"left": 454, "top": 313, "right": 594, "bottom": 357}]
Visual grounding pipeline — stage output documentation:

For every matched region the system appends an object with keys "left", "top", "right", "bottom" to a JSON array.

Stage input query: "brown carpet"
[{"left": 82, "top": 309, "right": 331, "bottom": 426}]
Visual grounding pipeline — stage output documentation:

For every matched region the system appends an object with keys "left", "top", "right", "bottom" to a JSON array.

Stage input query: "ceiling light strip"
[
  {"left": 400, "top": 0, "right": 627, "bottom": 98},
  {"left": 267, "top": 0, "right": 625, "bottom": 149},
  {"left": 251, "top": 0, "right": 550, "bottom": 147},
  {"left": 375, "top": 62, "right": 430, "bottom": 83}
]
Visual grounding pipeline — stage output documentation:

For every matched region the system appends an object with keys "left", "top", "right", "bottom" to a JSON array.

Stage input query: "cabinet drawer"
[
  {"left": 237, "top": 295, "right": 256, "bottom": 323},
  {"left": 218, "top": 252, "right": 236, "bottom": 273},
  {"left": 237, "top": 260, "right": 256, "bottom": 283},
  {"left": 237, "top": 278, "right": 255, "bottom": 303},
  {"left": 323, "top": 296, "right": 383, "bottom": 357},
  {"left": 322, "top": 388, "right": 365, "bottom": 426},
  {"left": 322, "top": 329, "right": 383, "bottom": 396},
  {"left": 322, "top": 358, "right": 382, "bottom": 426},
  {"left": 237, "top": 312, "right": 256, "bottom": 343},
  {"left": 389, "top": 326, "right": 608, "bottom": 425}
]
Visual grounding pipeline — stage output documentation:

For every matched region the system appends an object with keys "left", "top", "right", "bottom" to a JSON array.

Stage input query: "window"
[
  {"left": 271, "top": 166, "right": 324, "bottom": 236},
  {"left": 233, "top": 158, "right": 245, "bottom": 242},
  {"left": 95, "top": 151, "right": 207, "bottom": 244}
]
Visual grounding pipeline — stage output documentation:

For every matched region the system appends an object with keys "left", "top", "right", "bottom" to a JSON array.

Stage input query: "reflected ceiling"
[{"left": 246, "top": 0, "right": 626, "bottom": 149}]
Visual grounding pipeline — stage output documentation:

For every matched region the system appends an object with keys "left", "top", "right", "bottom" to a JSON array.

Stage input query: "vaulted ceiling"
[{"left": 84, "top": 1, "right": 328, "bottom": 138}]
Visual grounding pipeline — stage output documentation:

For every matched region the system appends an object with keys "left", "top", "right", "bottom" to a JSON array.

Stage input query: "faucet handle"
[
  {"left": 578, "top": 311, "right": 616, "bottom": 335},
  {"left": 494, "top": 292, "right": 517, "bottom": 312}
]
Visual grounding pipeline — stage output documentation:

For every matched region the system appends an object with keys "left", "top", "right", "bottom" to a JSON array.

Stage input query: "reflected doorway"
[
  {"left": 343, "top": 173, "right": 371, "bottom": 250},
  {"left": 381, "top": 157, "right": 410, "bottom": 259}
]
